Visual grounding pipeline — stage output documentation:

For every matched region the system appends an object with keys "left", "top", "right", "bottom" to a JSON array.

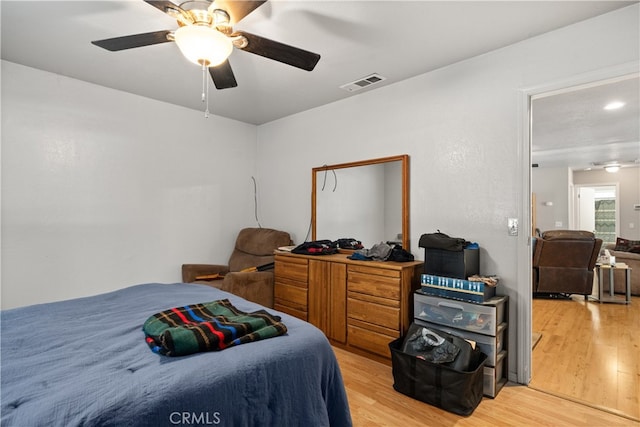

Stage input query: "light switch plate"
[{"left": 508, "top": 218, "right": 518, "bottom": 236}]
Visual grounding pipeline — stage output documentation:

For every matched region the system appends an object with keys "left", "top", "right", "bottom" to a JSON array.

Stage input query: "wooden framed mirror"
[{"left": 312, "top": 154, "right": 410, "bottom": 250}]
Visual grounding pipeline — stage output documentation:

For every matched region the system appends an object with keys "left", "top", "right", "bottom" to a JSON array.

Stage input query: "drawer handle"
[{"left": 437, "top": 301, "right": 464, "bottom": 311}]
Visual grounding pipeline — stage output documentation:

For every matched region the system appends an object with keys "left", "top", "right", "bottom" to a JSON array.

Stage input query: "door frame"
[{"left": 516, "top": 61, "right": 639, "bottom": 385}]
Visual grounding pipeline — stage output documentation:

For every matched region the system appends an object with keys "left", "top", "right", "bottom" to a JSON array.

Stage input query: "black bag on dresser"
[{"left": 291, "top": 240, "right": 337, "bottom": 255}]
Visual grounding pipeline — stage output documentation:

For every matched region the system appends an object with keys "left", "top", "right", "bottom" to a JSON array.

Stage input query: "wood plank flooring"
[
  {"left": 334, "top": 345, "right": 639, "bottom": 426},
  {"left": 530, "top": 295, "right": 640, "bottom": 421},
  {"left": 334, "top": 346, "right": 639, "bottom": 426}
]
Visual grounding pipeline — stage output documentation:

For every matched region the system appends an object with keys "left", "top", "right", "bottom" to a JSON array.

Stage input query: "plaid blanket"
[{"left": 143, "top": 299, "right": 287, "bottom": 356}]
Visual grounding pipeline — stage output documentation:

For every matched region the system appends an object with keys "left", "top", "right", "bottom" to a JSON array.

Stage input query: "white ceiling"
[
  {"left": 1, "top": 1, "right": 639, "bottom": 169},
  {"left": 532, "top": 75, "right": 640, "bottom": 171}
]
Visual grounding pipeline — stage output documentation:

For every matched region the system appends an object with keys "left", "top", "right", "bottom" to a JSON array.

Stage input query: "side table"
[{"left": 596, "top": 263, "right": 632, "bottom": 304}]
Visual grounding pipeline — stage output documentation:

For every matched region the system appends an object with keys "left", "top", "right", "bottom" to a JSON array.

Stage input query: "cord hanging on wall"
[
  {"left": 321, "top": 166, "right": 337, "bottom": 192},
  {"left": 251, "top": 176, "right": 262, "bottom": 228}
]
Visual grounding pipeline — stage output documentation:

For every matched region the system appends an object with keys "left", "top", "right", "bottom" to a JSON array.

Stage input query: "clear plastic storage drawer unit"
[
  {"left": 414, "top": 292, "right": 507, "bottom": 337},
  {"left": 414, "top": 319, "right": 506, "bottom": 367}
]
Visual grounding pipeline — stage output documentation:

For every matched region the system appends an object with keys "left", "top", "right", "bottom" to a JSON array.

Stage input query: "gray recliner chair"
[{"left": 182, "top": 227, "right": 292, "bottom": 308}]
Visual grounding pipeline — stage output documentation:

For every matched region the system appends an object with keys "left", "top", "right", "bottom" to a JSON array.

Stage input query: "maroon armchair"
[
  {"left": 532, "top": 230, "right": 603, "bottom": 298},
  {"left": 182, "top": 227, "right": 292, "bottom": 308}
]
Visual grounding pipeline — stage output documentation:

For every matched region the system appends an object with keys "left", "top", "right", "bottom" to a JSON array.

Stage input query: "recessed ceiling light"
[{"left": 604, "top": 101, "right": 626, "bottom": 110}]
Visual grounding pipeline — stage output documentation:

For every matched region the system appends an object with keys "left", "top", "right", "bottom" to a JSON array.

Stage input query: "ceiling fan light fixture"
[
  {"left": 604, "top": 164, "right": 620, "bottom": 173},
  {"left": 174, "top": 25, "right": 232, "bottom": 67}
]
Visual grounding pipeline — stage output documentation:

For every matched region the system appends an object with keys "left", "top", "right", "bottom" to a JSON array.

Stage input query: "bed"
[{"left": 1, "top": 283, "right": 352, "bottom": 426}]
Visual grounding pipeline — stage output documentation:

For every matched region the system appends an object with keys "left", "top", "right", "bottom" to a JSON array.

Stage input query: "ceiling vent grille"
[{"left": 340, "top": 73, "right": 387, "bottom": 92}]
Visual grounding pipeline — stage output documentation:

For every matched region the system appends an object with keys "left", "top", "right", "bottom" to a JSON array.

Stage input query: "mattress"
[{"left": 1, "top": 283, "right": 352, "bottom": 426}]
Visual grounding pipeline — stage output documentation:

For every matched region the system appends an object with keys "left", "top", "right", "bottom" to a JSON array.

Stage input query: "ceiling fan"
[
  {"left": 591, "top": 159, "right": 640, "bottom": 172},
  {"left": 91, "top": 0, "right": 321, "bottom": 90}
]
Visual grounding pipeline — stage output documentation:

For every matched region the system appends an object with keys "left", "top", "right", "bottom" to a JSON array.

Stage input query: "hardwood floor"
[
  {"left": 530, "top": 295, "right": 640, "bottom": 421},
  {"left": 334, "top": 346, "right": 638, "bottom": 426},
  {"left": 333, "top": 295, "right": 640, "bottom": 427}
]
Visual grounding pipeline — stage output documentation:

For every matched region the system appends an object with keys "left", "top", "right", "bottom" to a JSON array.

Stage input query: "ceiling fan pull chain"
[
  {"left": 205, "top": 65, "right": 211, "bottom": 118},
  {"left": 201, "top": 62, "right": 210, "bottom": 118},
  {"left": 201, "top": 62, "right": 206, "bottom": 103}
]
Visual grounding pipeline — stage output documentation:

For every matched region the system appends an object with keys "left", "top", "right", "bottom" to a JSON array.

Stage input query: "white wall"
[
  {"left": 1, "top": 61, "right": 258, "bottom": 309},
  {"left": 532, "top": 167, "right": 572, "bottom": 232},
  {"left": 256, "top": 4, "right": 639, "bottom": 381}
]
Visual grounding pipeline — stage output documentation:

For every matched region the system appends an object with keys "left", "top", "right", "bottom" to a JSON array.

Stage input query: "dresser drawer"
[
  {"left": 347, "top": 323, "right": 396, "bottom": 359},
  {"left": 275, "top": 282, "right": 307, "bottom": 308},
  {"left": 348, "top": 297, "right": 399, "bottom": 330},
  {"left": 414, "top": 292, "right": 506, "bottom": 336},
  {"left": 348, "top": 266, "right": 401, "bottom": 300},
  {"left": 275, "top": 256, "right": 308, "bottom": 282},
  {"left": 415, "top": 319, "right": 506, "bottom": 367}
]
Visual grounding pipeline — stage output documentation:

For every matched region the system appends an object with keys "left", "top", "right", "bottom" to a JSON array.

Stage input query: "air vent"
[{"left": 340, "top": 73, "right": 387, "bottom": 92}]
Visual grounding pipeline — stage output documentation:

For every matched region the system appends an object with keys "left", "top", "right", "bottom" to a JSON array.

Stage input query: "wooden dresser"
[{"left": 274, "top": 251, "right": 422, "bottom": 363}]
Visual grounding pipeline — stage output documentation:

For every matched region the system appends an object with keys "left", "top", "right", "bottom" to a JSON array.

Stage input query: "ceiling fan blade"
[
  {"left": 91, "top": 30, "right": 173, "bottom": 51},
  {"left": 209, "top": 60, "right": 238, "bottom": 89},
  {"left": 144, "top": 1, "right": 185, "bottom": 16},
  {"left": 234, "top": 31, "right": 320, "bottom": 71},
  {"left": 212, "top": 1, "right": 267, "bottom": 25}
]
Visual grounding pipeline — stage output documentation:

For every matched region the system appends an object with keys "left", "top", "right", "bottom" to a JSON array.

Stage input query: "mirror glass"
[{"left": 312, "top": 155, "right": 409, "bottom": 249}]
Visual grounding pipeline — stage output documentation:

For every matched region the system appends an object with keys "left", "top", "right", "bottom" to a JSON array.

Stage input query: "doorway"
[
  {"left": 575, "top": 184, "right": 619, "bottom": 245},
  {"left": 519, "top": 64, "right": 639, "bottom": 420}
]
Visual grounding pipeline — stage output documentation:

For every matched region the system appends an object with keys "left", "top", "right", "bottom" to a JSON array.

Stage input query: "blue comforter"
[{"left": 1, "top": 283, "right": 352, "bottom": 427}]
